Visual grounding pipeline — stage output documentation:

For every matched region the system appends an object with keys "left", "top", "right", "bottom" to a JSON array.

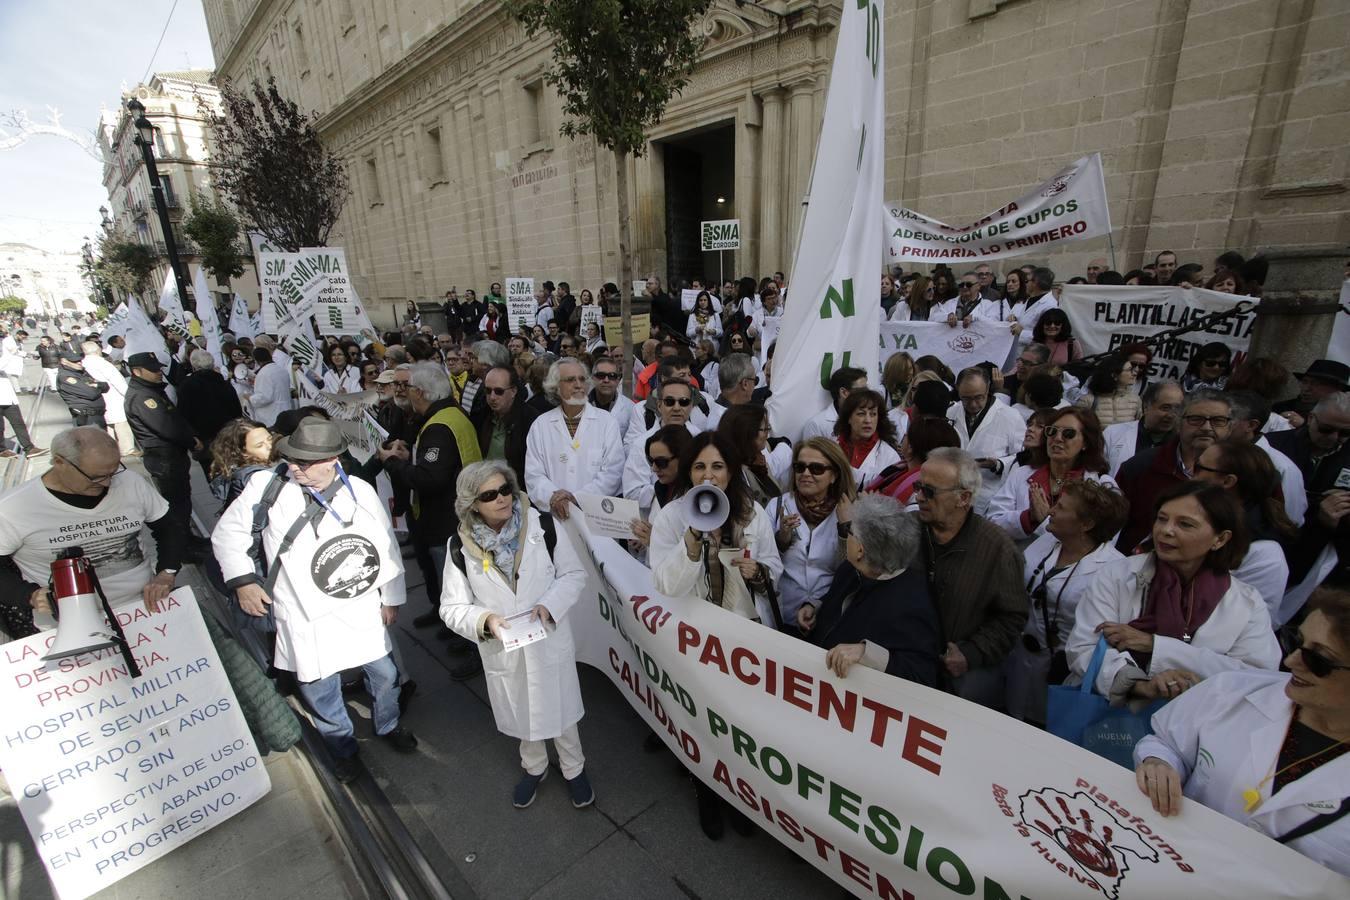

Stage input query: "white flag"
[
  {"left": 101, "top": 303, "right": 131, "bottom": 340},
  {"left": 157, "top": 270, "right": 189, "bottom": 336},
  {"left": 228, "top": 293, "right": 258, "bottom": 339},
  {"left": 192, "top": 266, "right": 226, "bottom": 372},
  {"left": 767, "top": 0, "right": 885, "bottom": 441},
  {"left": 122, "top": 299, "right": 172, "bottom": 367}
]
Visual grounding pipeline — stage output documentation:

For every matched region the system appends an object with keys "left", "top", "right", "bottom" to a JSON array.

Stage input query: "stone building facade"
[
  {"left": 203, "top": 0, "right": 1347, "bottom": 328},
  {"left": 0, "top": 243, "right": 92, "bottom": 316}
]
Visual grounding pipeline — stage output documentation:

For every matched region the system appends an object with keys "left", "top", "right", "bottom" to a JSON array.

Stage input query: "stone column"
[
  {"left": 786, "top": 80, "right": 816, "bottom": 268},
  {"left": 758, "top": 88, "right": 786, "bottom": 272}
]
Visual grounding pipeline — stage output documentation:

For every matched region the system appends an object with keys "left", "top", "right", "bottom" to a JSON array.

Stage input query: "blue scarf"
[{"left": 472, "top": 501, "right": 523, "bottom": 580}]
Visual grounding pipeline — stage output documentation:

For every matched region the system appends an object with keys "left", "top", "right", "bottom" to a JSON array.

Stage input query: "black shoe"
[
  {"left": 695, "top": 783, "right": 724, "bottom": 841},
  {"left": 332, "top": 754, "right": 363, "bottom": 784},
  {"left": 446, "top": 633, "right": 475, "bottom": 655},
  {"left": 398, "top": 679, "right": 418, "bottom": 715},
  {"left": 450, "top": 654, "right": 482, "bottom": 681},
  {"left": 412, "top": 611, "right": 440, "bottom": 629},
  {"left": 380, "top": 726, "right": 419, "bottom": 753}
]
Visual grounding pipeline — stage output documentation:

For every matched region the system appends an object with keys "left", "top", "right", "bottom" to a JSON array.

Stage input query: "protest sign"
[
  {"left": 700, "top": 219, "right": 741, "bottom": 251},
  {"left": 885, "top": 154, "right": 1112, "bottom": 264},
  {"left": 561, "top": 521, "right": 1348, "bottom": 899},
  {"left": 0, "top": 591, "right": 271, "bottom": 900},
  {"left": 294, "top": 379, "right": 385, "bottom": 463},
  {"left": 604, "top": 314, "right": 649, "bottom": 347},
  {"left": 575, "top": 494, "right": 641, "bottom": 541},
  {"left": 505, "top": 278, "right": 535, "bottom": 334},
  {"left": 1060, "top": 285, "right": 1260, "bottom": 382},
  {"left": 878, "top": 318, "right": 1015, "bottom": 377},
  {"left": 578, "top": 305, "right": 604, "bottom": 333},
  {"left": 768, "top": 0, "right": 884, "bottom": 442},
  {"left": 680, "top": 289, "right": 701, "bottom": 312},
  {"left": 257, "top": 251, "right": 304, "bottom": 331},
  {"left": 631, "top": 280, "right": 646, "bottom": 298}
]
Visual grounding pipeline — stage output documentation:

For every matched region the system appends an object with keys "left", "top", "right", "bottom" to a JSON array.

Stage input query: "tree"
[
  {"left": 510, "top": 0, "right": 712, "bottom": 392},
  {"left": 202, "top": 78, "right": 349, "bottom": 252},
  {"left": 0, "top": 296, "right": 24, "bottom": 315},
  {"left": 184, "top": 190, "right": 247, "bottom": 292},
  {"left": 93, "top": 233, "right": 158, "bottom": 301}
]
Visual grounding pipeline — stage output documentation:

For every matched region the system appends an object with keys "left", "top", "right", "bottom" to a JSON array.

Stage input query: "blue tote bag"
[{"left": 1046, "top": 636, "right": 1165, "bottom": 768}]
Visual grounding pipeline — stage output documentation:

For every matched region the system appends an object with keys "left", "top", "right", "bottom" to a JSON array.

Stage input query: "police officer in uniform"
[
  {"left": 55, "top": 350, "right": 109, "bottom": 427},
  {"left": 125, "top": 352, "right": 202, "bottom": 553}
]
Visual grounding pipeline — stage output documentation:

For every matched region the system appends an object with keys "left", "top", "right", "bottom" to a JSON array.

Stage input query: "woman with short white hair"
[{"left": 439, "top": 460, "right": 594, "bottom": 810}]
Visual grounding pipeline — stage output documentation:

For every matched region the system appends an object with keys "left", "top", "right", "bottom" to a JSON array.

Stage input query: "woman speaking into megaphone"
[{"left": 646, "top": 431, "right": 784, "bottom": 842}]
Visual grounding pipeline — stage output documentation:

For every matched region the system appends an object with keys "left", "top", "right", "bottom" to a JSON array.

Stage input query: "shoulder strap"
[
  {"left": 448, "top": 532, "right": 467, "bottom": 575},
  {"left": 252, "top": 463, "right": 291, "bottom": 533},
  {"left": 262, "top": 479, "right": 344, "bottom": 593},
  {"left": 1277, "top": 798, "right": 1350, "bottom": 845},
  {"left": 536, "top": 511, "right": 557, "bottom": 560}
]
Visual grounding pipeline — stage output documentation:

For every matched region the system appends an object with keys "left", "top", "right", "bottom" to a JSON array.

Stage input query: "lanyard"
[
  {"left": 305, "top": 463, "right": 357, "bottom": 528},
  {"left": 1026, "top": 542, "right": 1085, "bottom": 650}
]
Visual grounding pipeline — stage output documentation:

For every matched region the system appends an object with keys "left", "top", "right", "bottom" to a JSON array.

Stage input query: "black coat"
[
  {"left": 177, "top": 369, "right": 243, "bottom": 445},
  {"left": 476, "top": 398, "right": 539, "bottom": 487},
  {"left": 808, "top": 563, "right": 942, "bottom": 687},
  {"left": 56, "top": 367, "right": 108, "bottom": 414},
  {"left": 383, "top": 397, "right": 472, "bottom": 544},
  {"left": 125, "top": 375, "right": 196, "bottom": 453}
]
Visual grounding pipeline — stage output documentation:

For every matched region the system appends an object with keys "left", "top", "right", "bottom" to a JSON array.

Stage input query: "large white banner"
[
  {"left": 192, "top": 265, "right": 225, "bottom": 372},
  {"left": 1060, "top": 285, "right": 1260, "bottom": 382},
  {"left": 768, "top": 0, "right": 885, "bottom": 441},
  {"left": 562, "top": 520, "right": 1347, "bottom": 899},
  {"left": 0, "top": 591, "right": 271, "bottom": 900},
  {"left": 1328, "top": 279, "right": 1350, "bottom": 363},
  {"left": 259, "top": 247, "right": 373, "bottom": 337},
  {"left": 878, "top": 318, "right": 1015, "bottom": 377},
  {"left": 886, "top": 154, "right": 1111, "bottom": 264}
]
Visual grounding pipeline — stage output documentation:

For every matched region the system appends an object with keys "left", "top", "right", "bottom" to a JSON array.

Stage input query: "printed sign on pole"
[
  {"left": 505, "top": 278, "right": 534, "bottom": 335},
  {"left": 605, "top": 314, "right": 649, "bottom": 347},
  {"left": 700, "top": 219, "right": 741, "bottom": 251}
]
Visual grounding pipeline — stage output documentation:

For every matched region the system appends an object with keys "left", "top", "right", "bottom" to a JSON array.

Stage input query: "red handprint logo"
[{"left": 1018, "top": 788, "right": 1157, "bottom": 899}]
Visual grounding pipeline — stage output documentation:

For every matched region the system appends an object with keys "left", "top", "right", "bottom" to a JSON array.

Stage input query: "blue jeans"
[{"left": 296, "top": 653, "right": 401, "bottom": 759}]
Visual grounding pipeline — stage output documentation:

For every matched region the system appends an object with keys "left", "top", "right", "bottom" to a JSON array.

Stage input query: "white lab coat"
[
  {"left": 1009, "top": 293, "right": 1059, "bottom": 349},
  {"left": 525, "top": 403, "right": 624, "bottom": 507},
  {"left": 251, "top": 361, "right": 294, "bottom": 428},
  {"left": 849, "top": 439, "right": 901, "bottom": 491},
  {"left": 887, "top": 301, "right": 912, "bottom": 322},
  {"left": 81, "top": 355, "right": 129, "bottom": 425},
  {"left": 1066, "top": 554, "right": 1280, "bottom": 702},
  {"left": 946, "top": 400, "right": 1026, "bottom": 513},
  {"left": 322, "top": 365, "right": 363, "bottom": 394},
  {"left": 686, "top": 312, "right": 722, "bottom": 341},
  {"left": 593, "top": 392, "right": 637, "bottom": 448},
  {"left": 764, "top": 494, "right": 844, "bottom": 625},
  {"left": 212, "top": 470, "right": 406, "bottom": 682},
  {"left": 649, "top": 498, "right": 783, "bottom": 623},
  {"left": 1256, "top": 435, "right": 1307, "bottom": 527},
  {"left": 1135, "top": 669, "right": 1350, "bottom": 876},
  {"left": 439, "top": 504, "right": 586, "bottom": 741},
  {"left": 0, "top": 344, "right": 18, "bottom": 405},
  {"left": 985, "top": 464, "right": 1118, "bottom": 544},
  {"left": 622, "top": 421, "right": 700, "bottom": 509},
  {"left": 1234, "top": 539, "right": 1290, "bottom": 627},
  {"left": 1103, "top": 420, "right": 1143, "bottom": 477},
  {"left": 800, "top": 405, "right": 838, "bottom": 441}
]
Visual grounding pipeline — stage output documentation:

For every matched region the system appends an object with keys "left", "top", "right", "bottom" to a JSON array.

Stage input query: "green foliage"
[
  {"left": 93, "top": 233, "right": 158, "bottom": 298},
  {"left": 202, "top": 77, "right": 349, "bottom": 252},
  {"left": 0, "top": 296, "right": 25, "bottom": 314},
  {"left": 184, "top": 191, "right": 247, "bottom": 285},
  {"left": 509, "top": 0, "right": 713, "bottom": 157}
]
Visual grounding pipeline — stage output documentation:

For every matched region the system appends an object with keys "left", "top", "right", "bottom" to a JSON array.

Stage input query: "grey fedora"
[{"left": 275, "top": 416, "right": 347, "bottom": 461}]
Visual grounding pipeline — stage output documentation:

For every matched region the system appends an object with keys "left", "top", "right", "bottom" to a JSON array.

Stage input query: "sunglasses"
[
  {"left": 1182, "top": 415, "right": 1231, "bottom": 429},
  {"left": 485, "top": 386, "right": 513, "bottom": 396},
  {"left": 593, "top": 371, "right": 620, "bottom": 381},
  {"left": 1044, "top": 425, "right": 1079, "bottom": 440},
  {"left": 960, "top": 282, "right": 978, "bottom": 289},
  {"left": 1200, "top": 358, "right": 1227, "bottom": 368},
  {"left": 661, "top": 396, "right": 692, "bottom": 407},
  {"left": 648, "top": 455, "right": 674, "bottom": 470},
  {"left": 476, "top": 483, "right": 513, "bottom": 504},
  {"left": 915, "top": 482, "right": 962, "bottom": 500},
  {"left": 792, "top": 461, "right": 831, "bottom": 476},
  {"left": 1193, "top": 461, "right": 1230, "bottom": 477},
  {"left": 1293, "top": 643, "right": 1350, "bottom": 679}
]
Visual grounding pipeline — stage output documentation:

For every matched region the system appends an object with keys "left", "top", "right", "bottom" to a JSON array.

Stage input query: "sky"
[{"left": 0, "top": 0, "right": 216, "bottom": 255}]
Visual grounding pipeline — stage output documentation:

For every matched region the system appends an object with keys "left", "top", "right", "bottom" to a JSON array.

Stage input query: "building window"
[
  {"left": 522, "top": 80, "right": 544, "bottom": 147},
  {"left": 423, "top": 125, "right": 445, "bottom": 183},
  {"left": 365, "top": 156, "right": 383, "bottom": 205},
  {"left": 154, "top": 126, "right": 169, "bottom": 157},
  {"left": 159, "top": 175, "right": 177, "bottom": 207}
]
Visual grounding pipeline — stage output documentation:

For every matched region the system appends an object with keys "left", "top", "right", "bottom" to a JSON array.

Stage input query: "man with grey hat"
[{"left": 212, "top": 415, "right": 418, "bottom": 783}]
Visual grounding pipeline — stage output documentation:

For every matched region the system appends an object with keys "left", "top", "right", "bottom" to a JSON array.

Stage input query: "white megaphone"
[
  {"left": 684, "top": 483, "right": 730, "bottom": 534},
  {"left": 43, "top": 548, "right": 121, "bottom": 662}
]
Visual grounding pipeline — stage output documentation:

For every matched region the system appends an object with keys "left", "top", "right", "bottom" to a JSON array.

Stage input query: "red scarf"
[
  {"left": 839, "top": 432, "right": 880, "bottom": 468},
  {"left": 1018, "top": 465, "right": 1085, "bottom": 533},
  {"left": 1129, "top": 558, "right": 1230, "bottom": 643}
]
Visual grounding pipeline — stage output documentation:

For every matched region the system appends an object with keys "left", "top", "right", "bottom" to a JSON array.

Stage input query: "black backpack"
[{"left": 448, "top": 511, "right": 556, "bottom": 575}]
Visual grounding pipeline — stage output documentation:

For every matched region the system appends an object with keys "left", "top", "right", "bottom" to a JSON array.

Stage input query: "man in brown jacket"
[{"left": 915, "top": 447, "right": 1028, "bottom": 709}]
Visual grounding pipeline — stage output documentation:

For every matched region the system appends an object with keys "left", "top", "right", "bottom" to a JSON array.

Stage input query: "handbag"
[{"left": 1046, "top": 636, "right": 1165, "bottom": 769}]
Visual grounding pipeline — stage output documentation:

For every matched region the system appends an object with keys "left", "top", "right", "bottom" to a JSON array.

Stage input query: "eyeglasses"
[
  {"left": 915, "top": 482, "right": 962, "bottom": 500},
  {"left": 593, "top": 371, "right": 620, "bottom": 381},
  {"left": 1182, "top": 415, "right": 1231, "bottom": 429},
  {"left": 393, "top": 382, "right": 410, "bottom": 392},
  {"left": 475, "top": 483, "right": 513, "bottom": 504},
  {"left": 1016, "top": 356, "right": 1038, "bottom": 367},
  {"left": 1292, "top": 643, "right": 1350, "bottom": 679},
  {"left": 648, "top": 455, "right": 674, "bottom": 470},
  {"left": 1311, "top": 416, "right": 1350, "bottom": 439},
  {"left": 1044, "top": 425, "right": 1080, "bottom": 441},
  {"left": 661, "top": 396, "right": 692, "bottom": 407},
  {"left": 60, "top": 457, "right": 126, "bottom": 484},
  {"left": 793, "top": 461, "right": 830, "bottom": 476},
  {"left": 485, "top": 386, "right": 513, "bottom": 396}
]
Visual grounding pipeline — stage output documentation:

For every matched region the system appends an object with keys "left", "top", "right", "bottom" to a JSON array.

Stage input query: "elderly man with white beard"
[{"left": 524, "top": 358, "right": 624, "bottom": 520}]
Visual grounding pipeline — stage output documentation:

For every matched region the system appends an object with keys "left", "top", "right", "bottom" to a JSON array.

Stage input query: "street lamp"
[
  {"left": 125, "top": 97, "right": 189, "bottom": 310},
  {"left": 98, "top": 205, "right": 111, "bottom": 232}
]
